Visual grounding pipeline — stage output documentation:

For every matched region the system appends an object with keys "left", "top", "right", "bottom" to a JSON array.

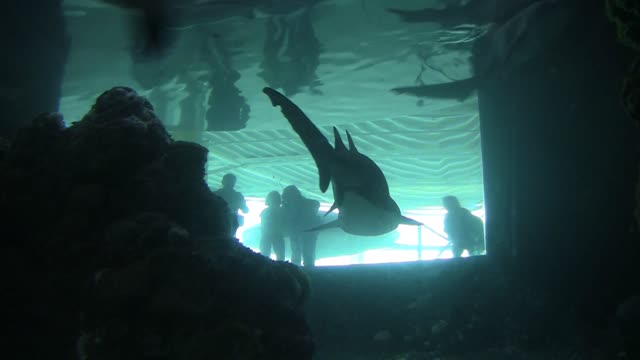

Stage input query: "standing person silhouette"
[
  {"left": 442, "top": 195, "right": 485, "bottom": 257},
  {"left": 214, "top": 173, "right": 249, "bottom": 238},
  {"left": 260, "top": 191, "right": 286, "bottom": 260},
  {"left": 281, "top": 185, "right": 321, "bottom": 267}
]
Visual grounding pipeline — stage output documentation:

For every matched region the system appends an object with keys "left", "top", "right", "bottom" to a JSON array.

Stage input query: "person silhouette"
[
  {"left": 281, "top": 185, "right": 321, "bottom": 267},
  {"left": 260, "top": 191, "right": 285, "bottom": 260},
  {"left": 214, "top": 173, "right": 249, "bottom": 238},
  {"left": 442, "top": 195, "right": 485, "bottom": 257}
]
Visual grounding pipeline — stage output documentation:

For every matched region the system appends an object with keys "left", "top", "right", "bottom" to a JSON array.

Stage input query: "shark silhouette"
[
  {"left": 391, "top": 0, "right": 571, "bottom": 101},
  {"left": 386, "top": 0, "right": 539, "bottom": 27},
  {"left": 263, "top": 87, "right": 422, "bottom": 236}
]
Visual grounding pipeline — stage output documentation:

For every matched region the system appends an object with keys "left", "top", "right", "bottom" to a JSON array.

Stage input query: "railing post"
[{"left": 417, "top": 225, "right": 422, "bottom": 261}]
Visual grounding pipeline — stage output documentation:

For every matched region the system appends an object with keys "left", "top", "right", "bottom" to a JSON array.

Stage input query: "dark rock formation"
[
  {"left": 607, "top": 0, "right": 640, "bottom": 52},
  {"left": 607, "top": 4, "right": 640, "bottom": 357},
  {"left": 607, "top": 0, "right": 640, "bottom": 233},
  {"left": 1, "top": 87, "right": 313, "bottom": 360}
]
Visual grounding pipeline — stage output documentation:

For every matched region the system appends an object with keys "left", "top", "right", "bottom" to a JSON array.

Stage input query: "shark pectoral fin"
[
  {"left": 304, "top": 220, "right": 341, "bottom": 232},
  {"left": 324, "top": 202, "right": 338, "bottom": 216},
  {"left": 391, "top": 77, "right": 479, "bottom": 101},
  {"left": 263, "top": 87, "right": 333, "bottom": 193},
  {"left": 400, "top": 216, "right": 423, "bottom": 226}
]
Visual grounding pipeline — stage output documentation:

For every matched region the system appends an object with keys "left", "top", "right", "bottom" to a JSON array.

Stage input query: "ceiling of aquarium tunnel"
[{"left": 60, "top": 0, "right": 485, "bottom": 211}]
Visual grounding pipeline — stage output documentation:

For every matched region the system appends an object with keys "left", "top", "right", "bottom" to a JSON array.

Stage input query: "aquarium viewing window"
[{"left": 59, "top": 0, "right": 487, "bottom": 267}]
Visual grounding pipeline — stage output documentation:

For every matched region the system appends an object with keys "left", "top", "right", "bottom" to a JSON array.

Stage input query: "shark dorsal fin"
[
  {"left": 333, "top": 127, "right": 347, "bottom": 152},
  {"left": 346, "top": 130, "right": 358, "bottom": 153}
]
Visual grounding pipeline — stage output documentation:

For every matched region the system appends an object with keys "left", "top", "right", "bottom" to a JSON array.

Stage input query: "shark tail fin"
[
  {"left": 391, "top": 77, "right": 480, "bottom": 101},
  {"left": 263, "top": 87, "right": 333, "bottom": 193},
  {"left": 399, "top": 216, "right": 423, "bottom": 226}
]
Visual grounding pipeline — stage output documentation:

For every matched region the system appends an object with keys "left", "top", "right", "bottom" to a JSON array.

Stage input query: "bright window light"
[{"left": 235, "top": 197, "right": 484, "bottom": 266}]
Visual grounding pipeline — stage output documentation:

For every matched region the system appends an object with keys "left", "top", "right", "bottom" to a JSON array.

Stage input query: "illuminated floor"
[{"left": 236, "top": 197, "right": 485, "bottom": 266}]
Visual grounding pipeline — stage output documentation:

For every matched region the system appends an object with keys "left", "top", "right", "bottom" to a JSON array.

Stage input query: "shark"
[
  {"left": 262, "top": 87, "right": 422, "bottom": 236},
  {"left": 386, "top": 0, "right": 539, "bottom": 27},
  {"left": 391, "top": 0, "right": 572, "bottom": 101},
  {"left": 387, "top": 0, "right": 491, "bottom": 27}
]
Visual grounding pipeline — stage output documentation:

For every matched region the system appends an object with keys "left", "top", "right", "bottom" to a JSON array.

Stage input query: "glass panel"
[{"left": 60, "top": 0, "right": 485, "bottom": 266}]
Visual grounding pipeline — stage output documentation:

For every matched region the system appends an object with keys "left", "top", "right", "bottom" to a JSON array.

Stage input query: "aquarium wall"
[
  {"left": 475, "top": 0, "right": 639, "bottom": 313},
  {"left": 0, "top": 0, "right": 68, "bottom": 138}
]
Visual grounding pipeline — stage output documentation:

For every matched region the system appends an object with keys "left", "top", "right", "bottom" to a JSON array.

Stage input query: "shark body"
[{"left": 262, "top": 87, "right": 421, "bottom": 236}]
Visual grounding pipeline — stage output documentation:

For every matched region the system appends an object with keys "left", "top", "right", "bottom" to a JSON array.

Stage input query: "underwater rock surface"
[
  {"left": 308, "top": 259, "right": 637, "bottom": 360},
  {"left": 1, "top": 86, "right": 313, "bottom": 360},
  {"left": 607, "top": 0, "right": 640, "bottom": 52},
  {"left": 607, "top": 0, "right": 640, "bottom": 232}
]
